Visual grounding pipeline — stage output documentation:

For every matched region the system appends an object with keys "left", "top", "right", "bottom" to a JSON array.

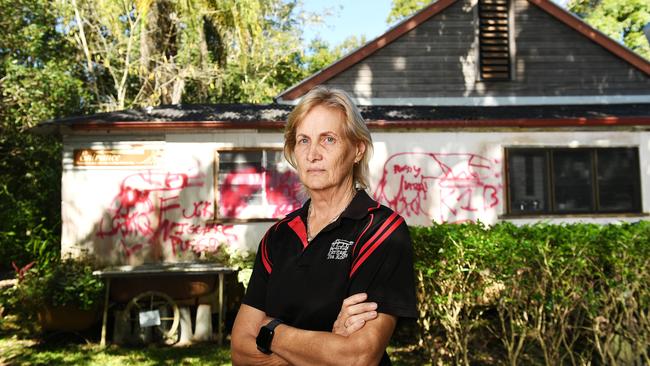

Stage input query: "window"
[
  {"left": 215, "top": 148, "right": 303, "bottom": 220},
  {"left": 506, "top": 147, "right": 641, "bottom": 215}
]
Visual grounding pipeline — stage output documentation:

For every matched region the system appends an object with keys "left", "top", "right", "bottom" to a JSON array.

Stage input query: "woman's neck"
[
  {"left": 308, "top": 185, "right": 356, "bottom": 220},
  {"left": 306, "top": 183, "right": 357, "bottom": 242}
]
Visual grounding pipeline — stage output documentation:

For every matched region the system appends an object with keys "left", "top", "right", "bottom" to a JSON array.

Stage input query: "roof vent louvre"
[{"left": 479, "top": 0, "right": 511, "bottom": 80}]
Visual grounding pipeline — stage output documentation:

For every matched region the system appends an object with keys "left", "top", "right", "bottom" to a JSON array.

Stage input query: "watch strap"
[{"left": 264, "top": 318, "right": 283, "bottom": 331}]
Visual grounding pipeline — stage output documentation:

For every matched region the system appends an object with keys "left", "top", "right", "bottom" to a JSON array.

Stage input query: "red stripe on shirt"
[
  {"left": 261, "top": 230, "right": 272, "bottom": 274},
  {"left": 349, "top": 216, "right": 404, "bottom": 278},
  {"left": 353, "top": 212, "right": 398, "bottom": 265},
  {"left": 288, "top": 216, "right": 309, "bottom": 248}
]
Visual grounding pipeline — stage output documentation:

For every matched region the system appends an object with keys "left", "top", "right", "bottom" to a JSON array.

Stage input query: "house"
[{"left": 36, "top": 0, "right": 650, "bottom": 266}]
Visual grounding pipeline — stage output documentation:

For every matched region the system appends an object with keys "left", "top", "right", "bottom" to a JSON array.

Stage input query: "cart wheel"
[{"left": 124, "top": 290, "right": 180, "bottom": 345}]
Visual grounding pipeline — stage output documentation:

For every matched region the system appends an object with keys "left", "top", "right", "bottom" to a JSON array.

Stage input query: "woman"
[{"left": 231, "top": 86, "right": 417, "bottom": 365}]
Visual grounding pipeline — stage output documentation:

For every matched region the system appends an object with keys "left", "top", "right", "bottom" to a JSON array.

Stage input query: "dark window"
[
  {"left": 553, "top": 149, "right": 593, "bottom": 212},
  {"left": 216, "top": 149, "right": 302, "bottom": 220},
  {"left": 478, "top": 0, "right": 511, "bottom": 81},
  {"left": 597, "top": 149, "right": 642, "bottom": 212},
  {"left": 506, "top": 148, "right": 641, "bottom": 215}
]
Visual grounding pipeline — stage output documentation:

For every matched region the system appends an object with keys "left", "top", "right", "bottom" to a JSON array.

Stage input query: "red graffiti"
[
  {"left": 162, "top": 223, "right": 238, "bottom": 255},
  {"left": 96, "top": 208, "right": 154, "bottom": 239},
  {"left": 374, "top": 152, "right": 502, "bottom": 223},
  {"left": 218, "top": 166, "right": 302, "bottom": 219},
  {"left": 182, "top": 200, "right": 213, "bottom": 219},
  {"left": 96, "top": 167, "right": 240, "bottom": 260},
  {"left": 96, "top": 162, "right": 301, "bottom": 260},
  {"left": 218, "top": 167, "right": 262, "bottom": 218},
  {"left": 119, "top": 239, "right": 144, "bottom": 258},
  {"left": 394, "top": 164, "right": 422, "bottom": 177}
]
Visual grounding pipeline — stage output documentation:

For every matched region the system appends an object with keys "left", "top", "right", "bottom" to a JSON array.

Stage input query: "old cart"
[{"left": 93, "top": 262, "right": 236, "bottom": 346}]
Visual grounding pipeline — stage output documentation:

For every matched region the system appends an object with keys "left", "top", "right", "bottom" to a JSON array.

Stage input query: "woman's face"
[{"left": 294, "top": 104, "right": 364, "bottom": 194}]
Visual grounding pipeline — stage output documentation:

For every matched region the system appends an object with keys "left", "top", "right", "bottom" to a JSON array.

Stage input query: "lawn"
[
  {"left": 0, "top": 312, "right": 230, "bottom": 366},
  {"left": 0, "top": 336, "right": 231, "bottom": 366},
  {"left": 0, "top": 316, "right": 425, "bottom": 366}
]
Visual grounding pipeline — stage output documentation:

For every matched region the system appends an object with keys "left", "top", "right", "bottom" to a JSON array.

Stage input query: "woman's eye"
[
  {"left": 324, "top": 136, "right": 335, "bottom": 144},
  {"left": 298, "top": 138, "right": 309, "bottom": 144}
]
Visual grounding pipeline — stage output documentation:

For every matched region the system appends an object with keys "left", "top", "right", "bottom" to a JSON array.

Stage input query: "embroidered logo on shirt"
[{"left": 327, "top": 239, "right": 354, "bottom": 260}]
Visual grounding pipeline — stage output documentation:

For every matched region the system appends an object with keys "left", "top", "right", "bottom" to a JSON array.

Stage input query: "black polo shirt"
[{"left": 243, "top": 190, "right": 417, "bottom": 364}]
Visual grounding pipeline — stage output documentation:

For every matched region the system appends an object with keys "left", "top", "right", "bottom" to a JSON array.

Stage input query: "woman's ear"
[{"left": 355, "top": 142, "right": 366, "bottom": 162}]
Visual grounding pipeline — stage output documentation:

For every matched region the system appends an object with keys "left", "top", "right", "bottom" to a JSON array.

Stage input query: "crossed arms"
[{"left": 231, "top": 293, "right": 396, "bottom": 366}]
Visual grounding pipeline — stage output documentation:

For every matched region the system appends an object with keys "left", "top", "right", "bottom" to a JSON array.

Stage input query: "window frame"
[{"left": 504, "top": 147, "right": 642, "bottom": 216}]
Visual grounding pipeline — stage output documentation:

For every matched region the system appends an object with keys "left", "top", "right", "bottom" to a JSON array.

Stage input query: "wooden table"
[{"left": 93, "top": 263, "right": 237, "bottom": 347}]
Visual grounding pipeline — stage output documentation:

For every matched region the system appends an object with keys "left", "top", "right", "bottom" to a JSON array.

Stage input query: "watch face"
[{"left": 256, "top": 327, "right": 274, "bottom": 354}]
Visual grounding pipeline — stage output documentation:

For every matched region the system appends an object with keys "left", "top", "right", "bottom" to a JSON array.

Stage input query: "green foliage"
[
  {"left": 0, "top": 130, "right": 63, "bottom": 271},
  {"left": 410, "top": 221, "right": 650, "bottom": 365},
  {"left": 387, "top": 0, "right": 430, "bottom": 24},
  {"left": 55, "top": 0, "right": 307, "bottom": 107},
  {"left": 2, "top": 61, "right": 89, "bottom": 129},
  {"left": 302, "top": 36, "right": 367, "bottom": 76},
  {"left": 569, "top": 0, "right": 650, "bottom": 60},
  {"left": 0, "top": 0, "right": 90, "bottom": 271},
  {"left": 14, "top": 258, "right": 105, "bottom": 312},
  {"left": 0, "top": 0, "right": 70, "bottom": 62}
]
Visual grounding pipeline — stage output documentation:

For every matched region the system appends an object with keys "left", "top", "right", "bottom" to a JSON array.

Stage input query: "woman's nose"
[{"left": 307, "top": 143, "right": 322, "bottom": 162}]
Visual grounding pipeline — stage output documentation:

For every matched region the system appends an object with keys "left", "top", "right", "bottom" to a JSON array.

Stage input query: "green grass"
[
  {"left": 0, "top": 313, "right": 232, "bottom": 366},
  {"left": 0, "top": 315, "right": 425, "bottom": 366},
  {"left": 0, "top": 337, "right": 426, "bottom": 366},
  {"left": 0, "top": 336, "right": 232, "bottom": 366}
]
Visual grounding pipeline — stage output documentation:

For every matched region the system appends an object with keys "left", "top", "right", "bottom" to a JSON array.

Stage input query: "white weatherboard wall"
[
  {"left": 61, "top": 130, "right": 649, "bottom": 264},
  {"left": 369, "top": 131, "right": 649, "bottom": 226},
  {"left": 61, "top": 131, "right": 287, "bottom": 265}
]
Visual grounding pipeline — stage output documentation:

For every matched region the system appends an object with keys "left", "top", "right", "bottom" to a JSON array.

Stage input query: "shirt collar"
[
  {"left": 295, "top": 189, "right": 380, "bottom": 221},
  {"left": 341, "top": 190, "right": 381, "bottom": 219}
]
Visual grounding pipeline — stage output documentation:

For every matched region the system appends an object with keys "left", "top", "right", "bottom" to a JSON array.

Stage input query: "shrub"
[
  {"left": 15, "top": 257, "right": 104, "bottom": 312},
  {"left": 410, "top": 221, "right": 650, "bottom": 366}
]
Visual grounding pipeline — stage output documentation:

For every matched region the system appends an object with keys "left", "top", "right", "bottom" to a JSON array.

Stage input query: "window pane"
[
  {"left": 218, "top": 151, "right": 263, "bottom": 172},
  {"left": 597, "top": 148, "right": 641, "bottom": 212},
  {"left": 508, "top": 150, "right": 548, "bottom": 213},
  {"left": 552, "top": 150, "right": 593, "bottom": 212},
  {"left": 218, "top": 151, "right": 265, "bottom": 218},
  {"left": 217, "top": 150, "right": 302, "bottom": 219}
]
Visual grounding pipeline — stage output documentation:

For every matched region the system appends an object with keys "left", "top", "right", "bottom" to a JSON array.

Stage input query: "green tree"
[
  {"left": 387, "top": 0, "right": 430, "bottom": 24},
  {"left": 59, "top": 0, "right": 306, "bottom": 108},
  {"left": 569, "top": 0, "right": 650, "bottom": 60},
  {"left": 303, "top": 35, "right": 367, "bottom": 76},
  {"left": 0, "top": 0, "right": 90, "bottom": 270}
]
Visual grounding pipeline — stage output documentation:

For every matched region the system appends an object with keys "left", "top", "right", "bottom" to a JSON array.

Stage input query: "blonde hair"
[{"left": 284, "top": 86, "right": 373, "bottom": 189}]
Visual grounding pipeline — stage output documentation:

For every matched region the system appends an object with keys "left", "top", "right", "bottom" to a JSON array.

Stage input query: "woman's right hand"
[{"left": 332, "top": 292, "right": 378, "bottom": 336}]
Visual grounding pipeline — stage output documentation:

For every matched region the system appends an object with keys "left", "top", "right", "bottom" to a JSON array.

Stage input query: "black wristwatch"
[{"left": 256, "top": 318, "right": 283, "bottom": 355}]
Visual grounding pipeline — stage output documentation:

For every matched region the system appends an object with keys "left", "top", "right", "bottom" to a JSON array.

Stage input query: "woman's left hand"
[{"left": 332, "top": 293, "right": 378, "bottom": 336}]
